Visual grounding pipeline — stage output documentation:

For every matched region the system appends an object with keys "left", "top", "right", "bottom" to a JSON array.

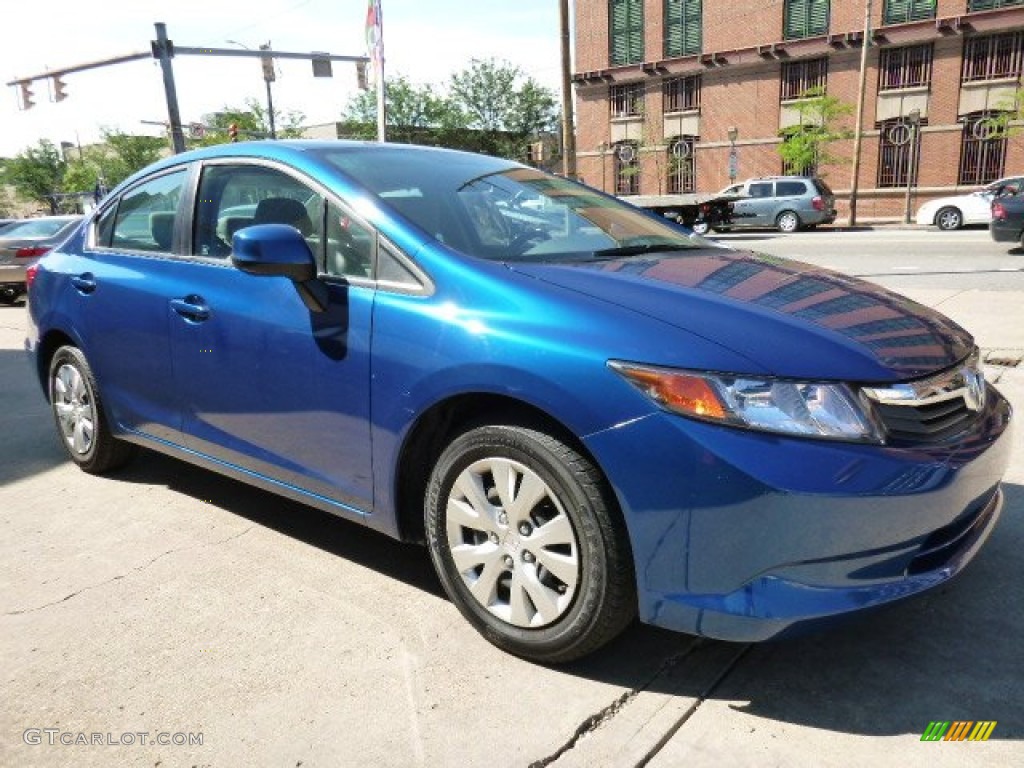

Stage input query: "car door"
[
  {"left": 736, "top": 182, "right": 774, "bottom": 227},
  {"left": 74, "top": 166, "right": 190, "bottom": 443},
  {"left": 168, "top": 160, "right": 375, "bottom": 513}
]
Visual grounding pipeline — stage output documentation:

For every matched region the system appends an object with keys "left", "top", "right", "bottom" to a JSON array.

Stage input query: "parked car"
[
  {"left": 717, "top": 175, "right": 837, "bottom": 232},
  {"left": 989, "top": 190, "right": 1024, "bottom": 247},
  {"left": 915, "top": 176, "right": 1024, "bottom": 231},
  {"left": 26, "top": 141, "right": 1011, "bottom": 663},
  {"left": 0, "top": 215, "right": 82, "bottom": 303}
]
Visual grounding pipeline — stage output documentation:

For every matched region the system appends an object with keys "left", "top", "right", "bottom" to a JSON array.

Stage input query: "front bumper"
[{"left": 583, "top": 383, "right": 1013, "bottom": 641}]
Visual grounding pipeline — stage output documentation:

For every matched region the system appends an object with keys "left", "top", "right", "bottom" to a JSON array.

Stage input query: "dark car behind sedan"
[
  {"left": 990, "top": 193, "right": 1024, "bottom": 248},
  {"left": 0, "top": 215, "right": 83, "bottom": 303}
]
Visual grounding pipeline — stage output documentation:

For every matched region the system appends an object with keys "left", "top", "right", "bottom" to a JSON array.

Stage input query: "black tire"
[
  {"left": 0, "top": 285, "right": 20, "bottom": 304},
  {"left": 425, "top": 424, "right": 636, "bottom": 664},
  {"left": 935, "top": 206, "right": 963, "bottom": 231},
  {"left": 775, "top": 210, "right": 801, "bottom": 233},
  {"left": 48, "top": 345, "right": 136, "bottom": 474}
]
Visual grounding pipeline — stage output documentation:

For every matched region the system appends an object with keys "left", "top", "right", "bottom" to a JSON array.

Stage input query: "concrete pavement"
[{"left": 1, "top": 237, "right": 1021, "bottom": 766}]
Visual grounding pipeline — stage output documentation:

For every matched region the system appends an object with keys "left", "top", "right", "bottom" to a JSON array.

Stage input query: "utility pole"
[
  {"left": 559, "top": 0, "right": 577, "bottom": 178},
  {"left": 848, "top": 0, "right": 872, "bottom": 227},
  {"left": 259, "top": 43, "right": 277, "bottom": 139},
  {"left": 153, "top": 22, "right": 186, "bottom": 154}
]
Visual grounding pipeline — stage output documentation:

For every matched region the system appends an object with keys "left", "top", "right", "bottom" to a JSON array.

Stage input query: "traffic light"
[
  {"left": 228, "top": 123, "right": 239, "bottom": 142},
  {"left": 52, "top": 76, "right": 68, "bottom": 102},
  {"left": 19, "top": 82, "right": 35, "bottom": 110}
]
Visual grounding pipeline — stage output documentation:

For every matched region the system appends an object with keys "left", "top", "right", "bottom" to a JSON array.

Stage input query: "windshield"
[{"left": 314, "top": 147, "right": 709, "bottom": 262}]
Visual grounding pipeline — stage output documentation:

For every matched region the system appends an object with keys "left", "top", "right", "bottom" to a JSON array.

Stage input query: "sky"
[{"left": 0, "top": 0, "right": 563, "bottom": 157}]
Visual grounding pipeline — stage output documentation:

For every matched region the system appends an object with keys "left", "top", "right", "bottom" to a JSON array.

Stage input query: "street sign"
[
  {"left": 728, "top": 149, "right": 738, "bottom": 179},
  {"left": 188, "top": 122, "right": 205, "bottom": 139}
]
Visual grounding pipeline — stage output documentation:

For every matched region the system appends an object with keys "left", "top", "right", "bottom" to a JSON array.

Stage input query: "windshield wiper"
[{"left": 591, "top": 242, "right": 694, "bottom": 259}]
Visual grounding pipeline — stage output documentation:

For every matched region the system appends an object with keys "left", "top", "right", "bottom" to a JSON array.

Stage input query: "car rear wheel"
[
  {"left": 425, "top": 424, "right": 636, "bottom": 664},
  {"left": 0, "top": 285, "right": 22, "bottom": 304},
  {"left": 690, "top": 221, "right": 710, "bottom": 235},
  {"left": 776, "top": 210, "right": 801, "bottom": 233},
  {"left": 935, "top": 206, "right": 963, "bottom": 231},
  {"left": 48, "top": 346, "right": 137, "bottom": 474}
]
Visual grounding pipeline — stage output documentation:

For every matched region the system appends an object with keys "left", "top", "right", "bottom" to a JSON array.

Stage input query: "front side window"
[
  {"left": 962, "top": 32, "right": 1024, "bottom": 82},
  {"left": 610, "top": 82, "right": 645, "bottom": 117},
  {"left": 193, "top": 164, "right": 322, "bottom": 260},
  {"left": 882, "top": 0, "right": 937, "bottom": 25},
  {"left": 958, "top": 112, "right": 1009, "bottom": 185},
  {"left": 99, "top": 169, "right": 187, "bottom": 253},
  {"left": 781, "top": 57, "right": 828, "bottom": 100},
  {"left": 664, "top": 0, "right": 702, "bottom": 58},
  {"left": 667, "top": 136, "right": 697, "bottom": 193},
  {"left": 879, "top": 44, "right": 934, "bottom": 90},
  {"left": 610, "top": 0, "right": 644, "bottom": 66},
  {"left": 784, "top": 0, "right": 830, "bottom": 40}
]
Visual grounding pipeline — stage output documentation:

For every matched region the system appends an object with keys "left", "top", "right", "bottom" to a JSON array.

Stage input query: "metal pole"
[
  {"left": 559, "top": 0, "right": 577, "bottom": 178},
  {"left": 903, "top": 111, "right": 920, "bottom": 224},
  {"left": 848, "top": 0, "right": 872, "bottom": 226},
  {"left": 374, "top": 3, "right": 386, "bottom": 142},
  {"left": 259, "top": 43, "right": 277, "bottom": 139},
  {"left": 154, "top": 22, "right": 186, "bottom": 154}
]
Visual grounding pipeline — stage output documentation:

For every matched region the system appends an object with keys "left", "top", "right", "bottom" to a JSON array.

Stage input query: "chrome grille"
[{"left": 861, "top": 350, "right": 986, "bottom": 444}]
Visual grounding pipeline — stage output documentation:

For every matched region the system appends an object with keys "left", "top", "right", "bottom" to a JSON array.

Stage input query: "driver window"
[{"left": 193, "top": 164, "right": 322, "bottom": 259}]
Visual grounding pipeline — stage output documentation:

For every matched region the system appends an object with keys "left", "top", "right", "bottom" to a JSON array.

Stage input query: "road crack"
[
  {"left": 4, "top": 526, "right": 254, "bottom": 615},
  {"left": 528, "top": 640, "right": 712, "bottom": 768}
]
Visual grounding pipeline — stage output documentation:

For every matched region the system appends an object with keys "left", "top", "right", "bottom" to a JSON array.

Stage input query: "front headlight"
[{"left": 609, "top": 361, "right": 880, "bottom": 442}]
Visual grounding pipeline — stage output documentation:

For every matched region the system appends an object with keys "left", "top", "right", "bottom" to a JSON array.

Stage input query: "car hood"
[{"left": 508, "top": 248, "right": 973, "bottom": 381}]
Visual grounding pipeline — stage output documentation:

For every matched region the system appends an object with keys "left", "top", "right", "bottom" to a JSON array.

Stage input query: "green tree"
[
  {"left": 192, "top": 98, "right": 307, "bottom": 146},
  {"left": 777, "top": 87, "right": 854, "bottom": 176},
  {"left": 341, "top": 76, "right": 454, "bottom": 143},
  {"left": 1, "top": 140, "right": 66, "bottom": 213}
]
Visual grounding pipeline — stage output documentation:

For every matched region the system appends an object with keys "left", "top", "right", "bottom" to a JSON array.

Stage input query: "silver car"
[
  {"left": 0, "top": 216, "right": 83, "bottom": 303},
  {"left": 719, "top": 176, "right": 837, "bottom": 233}
]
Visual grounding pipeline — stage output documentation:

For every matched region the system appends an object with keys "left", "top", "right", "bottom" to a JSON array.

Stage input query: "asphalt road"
[{"left": 1, "top": 230, "right": 1022, "bottom": 767}]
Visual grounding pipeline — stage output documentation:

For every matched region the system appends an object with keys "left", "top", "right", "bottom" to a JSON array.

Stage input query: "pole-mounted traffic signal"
[
  {"left": 228, "top": 123, "right": 239, "bottom": 142},
  {"left": 19, "top": 82, "right": 35, "bottom": 110},
  {"left": 52, "top": 75, "right": 68, "bottom": 102}
]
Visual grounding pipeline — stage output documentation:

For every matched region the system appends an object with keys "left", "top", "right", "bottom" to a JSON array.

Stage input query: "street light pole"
[
  {"left": 903, "top": 109, "right": 921, "bottom": 224},
  {"left": 849, "top": 0, "right": 873, "bottom": 226}
]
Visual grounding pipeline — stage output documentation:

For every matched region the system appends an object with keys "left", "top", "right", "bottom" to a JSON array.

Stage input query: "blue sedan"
[{"left": 25, "top": 141, "right": 1012, "bottom": 663}]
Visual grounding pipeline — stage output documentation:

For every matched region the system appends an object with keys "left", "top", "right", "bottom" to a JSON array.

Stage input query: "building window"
[
  {"left": 667, "top": 136, "right": 697, "bottom": 193},
  {"left": 879, "top": 44, "right": 933, "bottom": 90},
  {"left": 882, "top": 0, "right": 937, "bottom": 25},
  {"left": 877, "top": 117, "right": 922, "bottom": 188},
  {"left": 784, "top": 0, "right": 830, "bottom": 40},
  {"left": 663, "top": 75, "right": 701, "bottom": 112},
  {"left": 962, "top": 32, "right": 1024, "bottom": 82},
  {"left": 781, "top": 58, "right": 828, "bottom": 100},
  {"left": 780, "top": 126, "right": 818, "bottom": 177},
  {"left": 968, "top": 1, "right": 1024, "bottom": 11},
  {"left": 610, "top": 0, "right": 644, "bottom": 66},
  {"left": 610, "top": 82, "right": 645, "bottom": 117},
  {"left": 959, "top": 112, "right": 1008, "bottom": 185},
  {"left": 614, "top": 141, "right": 640, "bottom": 195},
  {"left": 664, "top": 0, "right": 702, "bottom": 58}
]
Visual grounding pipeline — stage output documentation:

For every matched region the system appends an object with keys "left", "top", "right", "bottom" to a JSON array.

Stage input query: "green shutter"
[
  {"left": 611, "top": 0, "right": 644, "bottom": 66},
  {"left": 784, "top": 1, "right": 829, "bottom": 40},
  {"left": 968, "top": 0, "right": 1024, "bottom": 10},
  {"left": 665, "top": 1, "right": 703, "bottom": 58},
  {"left": 884, "top": 0, "right": 936, "bottom": 24}
]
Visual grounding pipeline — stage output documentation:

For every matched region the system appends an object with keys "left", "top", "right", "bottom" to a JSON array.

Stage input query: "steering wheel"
[{"left": 509, "top": 228, "right": 551, "bottom": 255}]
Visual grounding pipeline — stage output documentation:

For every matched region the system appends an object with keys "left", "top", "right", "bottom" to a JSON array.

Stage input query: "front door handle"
[
  {"left": 70, "top": 273, "right": 96, "bottom": 294},
  {"left": 170, "top": 295, "right": 210, "bottom": 322}
]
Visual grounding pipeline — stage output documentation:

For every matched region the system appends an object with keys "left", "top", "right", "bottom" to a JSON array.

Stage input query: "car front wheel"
[
  {"left": 48, "top": 346, "right": 136, "bottom": 474},
  {"left": 425, "top": 424, "right": 636, "bottom": 664},
  {"left": 691, "top": 221, "right": 710, "bottom": 235},
  {"left": 935, "top": 206, "right": 963, "bottom": 231}
]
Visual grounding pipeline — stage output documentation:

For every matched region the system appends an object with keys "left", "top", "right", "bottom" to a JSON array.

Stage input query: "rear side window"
[
  {"left": 776, "top": 181, "right": 807, "bottom": 196},
  {"left": 98, "top": 170, "right": 187, "bottom": 253}
]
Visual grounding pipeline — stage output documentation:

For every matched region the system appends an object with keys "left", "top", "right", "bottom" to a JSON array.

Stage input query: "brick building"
[{"left": 572, "top": 0, "right": 1024, "bottom": 220}]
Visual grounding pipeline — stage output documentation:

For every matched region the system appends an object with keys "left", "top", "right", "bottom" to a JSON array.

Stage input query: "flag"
[{"left": 365, "top": 0, "right": 383, "bottom": 85}]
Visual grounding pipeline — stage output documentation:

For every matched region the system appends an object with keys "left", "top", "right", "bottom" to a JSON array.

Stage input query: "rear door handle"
[
  {"left": 70, "top": 273, "right": 96, "bottom": 294},
  {"left": 170, "top": 295, "right": 210, "bottom": 322}
]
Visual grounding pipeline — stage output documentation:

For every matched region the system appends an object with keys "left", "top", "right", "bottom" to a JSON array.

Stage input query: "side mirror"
[{"left": 231, "top": 224, "right": 327, "bottom": 312}]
